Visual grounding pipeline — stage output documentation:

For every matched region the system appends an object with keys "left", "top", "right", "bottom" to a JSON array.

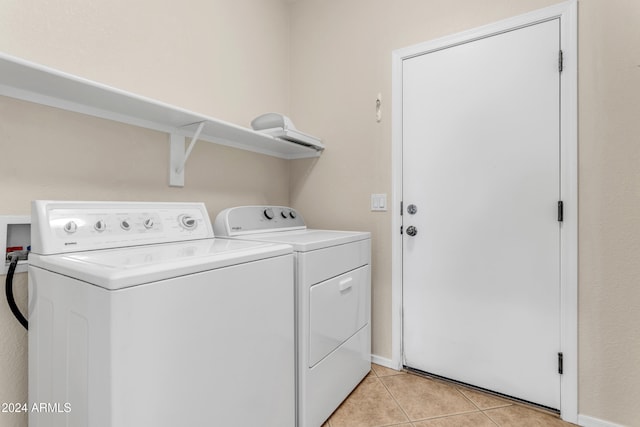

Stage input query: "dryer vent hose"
[{"left": 5, "top": 252, "right": 28, "bottom": 330}]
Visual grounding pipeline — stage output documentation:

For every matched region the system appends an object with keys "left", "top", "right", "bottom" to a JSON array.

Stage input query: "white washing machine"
[
  {"left": 28, "top": 201, "right": 295, "bottom": 427},
  {"left": 214, "top": 206, "right": 371, "bottom": 427}
]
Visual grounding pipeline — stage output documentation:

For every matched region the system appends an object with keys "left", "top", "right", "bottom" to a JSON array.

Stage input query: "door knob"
[{"left": 406, "top": 226, "right": 418, "bottom": 236}]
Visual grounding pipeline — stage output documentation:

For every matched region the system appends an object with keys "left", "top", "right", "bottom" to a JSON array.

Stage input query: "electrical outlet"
[{"left": 1, "top": 215, "right": 30, "bottom": 274}]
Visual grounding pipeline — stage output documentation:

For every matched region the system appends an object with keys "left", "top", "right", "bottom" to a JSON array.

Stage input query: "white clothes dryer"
[
  {"left": 214, "top": 206, "right": 371, "bottom": 427},
  {"left": 28, "top": 201, "right": 295, "bottom": 427}
]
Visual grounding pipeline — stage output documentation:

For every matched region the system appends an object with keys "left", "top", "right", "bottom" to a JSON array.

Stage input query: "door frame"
[{"left": 390, "top": 1, "right": 577, "bottom": 422}]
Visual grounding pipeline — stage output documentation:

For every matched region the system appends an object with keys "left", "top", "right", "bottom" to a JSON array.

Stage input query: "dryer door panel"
[{"left": 309, "top": 265, "right": 369, "bottom": 367}]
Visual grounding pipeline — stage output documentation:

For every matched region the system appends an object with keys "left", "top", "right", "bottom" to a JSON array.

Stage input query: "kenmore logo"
[
  {"left": 64, "top": 242, "right": 78, "bottom": 246},
  {"left": 231, "top": 226, "right": 242, "bottom": 231}
]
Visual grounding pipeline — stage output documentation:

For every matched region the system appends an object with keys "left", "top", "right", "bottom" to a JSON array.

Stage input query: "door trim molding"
[{"left": 391, "top": 1, "right": 577, "bottom": 422}]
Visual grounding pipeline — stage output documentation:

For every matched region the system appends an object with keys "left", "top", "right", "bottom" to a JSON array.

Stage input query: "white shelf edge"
[
  {"left": 0, "top": 51, "right": 322, "bottom": 187},
  {"left": 0, "top": 83, "right": 179, "bottom": 135}
]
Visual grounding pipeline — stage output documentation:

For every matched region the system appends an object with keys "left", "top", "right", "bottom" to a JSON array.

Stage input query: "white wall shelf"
[{"left": 0, "top": 52, "right": 323, "bottom": 187}]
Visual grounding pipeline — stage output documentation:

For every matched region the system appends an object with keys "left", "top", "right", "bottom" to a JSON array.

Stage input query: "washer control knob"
[
  {"left": 263, "top": 208, "right": 274, "bottom": 220},
  {"left": 143, "top": 218, "right": 154, "bottom": 229},
  {"left": 280, "top": 210, "right": 288, "bottom": 219},
  {"left": 179, "top": 215, "right": 197, "bottom": 230},
  {"left": 120, "top": 220, "right": 131, "bottom": 231},
  {"left": 94, "top": 220, "right": 106, "bottom": 232},
  {"left": 289, "top": 210, "right": 297, "bottom": 219},
  {"left": 63, "top": 221, "right": 78, "bottom": 234}
]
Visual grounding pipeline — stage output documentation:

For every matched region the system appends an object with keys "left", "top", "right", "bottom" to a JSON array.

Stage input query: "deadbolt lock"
[{"left": 407, "top": 204, "right": 417, "bottom": 215}]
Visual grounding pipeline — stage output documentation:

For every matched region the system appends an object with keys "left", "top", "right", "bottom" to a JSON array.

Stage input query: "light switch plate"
[{"left": 371, "top": 194, "right": 387, "bottom": 212}]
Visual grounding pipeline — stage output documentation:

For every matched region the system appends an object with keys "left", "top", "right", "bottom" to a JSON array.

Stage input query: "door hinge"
[
  {"left": 558, "top": 50, "right": 564, "bottom": 73},
  {"left": 558, "top": 201, "right": 564, "bottom": 222},
  {"left": 558, "top": 352, "right": 564, "bottom": 375},
  {"left": 400, "top": 201, "right": 404, "bottom": 216}
]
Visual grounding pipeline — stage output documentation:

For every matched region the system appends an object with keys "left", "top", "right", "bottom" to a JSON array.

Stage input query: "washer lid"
[
  {"left": 228, "top": 229, "right": 370, "bottom": 252},
  {"left": 28, "top": 238, "right": 292, "bottom": 290}
]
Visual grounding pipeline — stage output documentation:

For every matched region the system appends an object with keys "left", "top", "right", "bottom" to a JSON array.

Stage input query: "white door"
[{"left": 402, "top": 19, "right": 561, "bottom": 409}]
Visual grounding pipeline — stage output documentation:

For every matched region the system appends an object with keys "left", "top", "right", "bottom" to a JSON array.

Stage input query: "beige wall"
[
  {"left": 289, "top": 0, "right": 640, "bottom": 425},
  {"left": 0, "top": 1, "right": 291, "bottom": 427},
  {"left": 578, "top": 0, "right": 640, "bottom": 424},
  {"left": 0, "top": 0, "right": 291, "bottom": 125},
  {"left": 1, "top": 0, "right": 639, "bottom": 426}
]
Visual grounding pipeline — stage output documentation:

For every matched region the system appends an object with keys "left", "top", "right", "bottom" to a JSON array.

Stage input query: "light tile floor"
[{"left": 321, "top": 364, "right": 578, "bottom": 427}]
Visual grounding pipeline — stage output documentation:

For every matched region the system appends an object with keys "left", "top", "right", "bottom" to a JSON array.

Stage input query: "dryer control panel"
[
  {"left": 214, "top": 206, "right": 306, "bottom": 236},
  {"left": 31, "top": 201, "right": 214, "bottom": 255}
]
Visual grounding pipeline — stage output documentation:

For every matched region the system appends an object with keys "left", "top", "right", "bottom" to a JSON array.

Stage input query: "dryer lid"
[{"left": 225, "top": 229, "right": 370, "bottom": 252}]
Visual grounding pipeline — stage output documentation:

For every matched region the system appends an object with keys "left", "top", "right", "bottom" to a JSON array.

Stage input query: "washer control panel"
[
  {"left": 31, "top": 201, "right": 214, "bottom": 255},
  {"left": 214, "top": 206, "right": 305, "bottom": 236}
]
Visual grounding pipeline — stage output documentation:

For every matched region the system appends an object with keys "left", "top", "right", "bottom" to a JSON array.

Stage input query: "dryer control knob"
[
  {"left": 263, "top": 208, "right": 275, "bottom": 220},
  {"left": 94, "top": 220, "right": 106, "bottom": 232},
  {"left": 179, "top": 215, "right": 197, "bottom": 230},
  {"left": 120, "top": 220, "right": 131, "bottom": 231},
  {"left": 63, "top": 221, "right": 78, "bottom": 234},
  {"left": 289, "top": 210, "right": 297, "bottom": 219},
  {"left": 143, "top": 218, "right": 154, "bottom": 229},
  {"left": 280, "top": 210, "right": 288, "bottom": 219}
]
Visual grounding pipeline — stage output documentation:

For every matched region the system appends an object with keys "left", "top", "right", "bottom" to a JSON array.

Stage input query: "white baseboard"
[
  {"left": 371, "top": 354, "right": 402, "bottom": 371},
  {"left": 577, "top": 414, "right": 626, "bottom": 427}
]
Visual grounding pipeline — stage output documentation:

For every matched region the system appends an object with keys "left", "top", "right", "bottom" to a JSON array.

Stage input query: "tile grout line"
[
  {"left": 327, "top": 367, "right": 382, "bottom": 427},
  {"left": 431, "top": 374, "right": 555, "bottom": 416},
  {"left": 374, "top": 368, "right": 414, "bottom": 426},
  {"left": 350, "top": 366, "right": 571, "bottom": 427},
  {"left": 406, "top": 369, "right": 512, "bottom": 426},
  {"left": 329, "top": 366, "right": 410, "bottom": 427},
  {"left": 481, "top": 409, "right": 502, "bottom": 427},
  {"left": 378, "top": 379, "right": 408, "bottom": 421},
  {"left": 376, "top": 369, "right": 483, "bottom": 425},
  {"left": 409, "top": 371, "right": 483, "bottom": 422},
  {"left": 369, "top": 366, "right": 503, "bottom": 427},
  {"left": 453, "top": 387, "right": 501, "bottom": 427},
  {"left": 390, "top": 369, "right": 503, "bottom": 426}
]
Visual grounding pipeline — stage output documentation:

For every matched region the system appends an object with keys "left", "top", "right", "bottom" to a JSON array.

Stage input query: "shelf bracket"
[{"left": 169, "top": 121, "right": 205, "bottom": 187}]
